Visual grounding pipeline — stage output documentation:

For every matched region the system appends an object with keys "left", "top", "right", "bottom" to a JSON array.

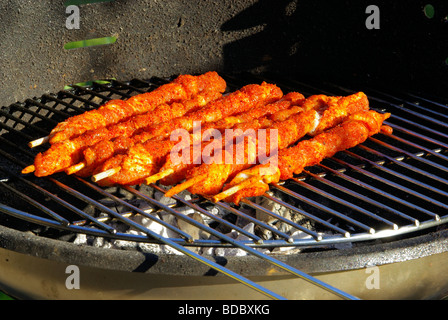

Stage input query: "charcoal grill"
[
  {"left": 1, "top": 0, "right": 448, "bottom": 300},
  {"left": 0, "top": 73, "right": 447, "bottom": 300}
]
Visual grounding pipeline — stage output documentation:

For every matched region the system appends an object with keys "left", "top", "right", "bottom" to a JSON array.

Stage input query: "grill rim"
[{"left": 0, "top": 221, "right": 447, "bottom": 277}]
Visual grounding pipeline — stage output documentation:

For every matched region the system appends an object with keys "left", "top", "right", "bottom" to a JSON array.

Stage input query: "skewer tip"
[
  {"left": 91, "top": 167, "right": 121, "bottom": 182},
  {"left": 145, "top": 168, "right": 174, "bottom": 185},
  {"left": 164, "top": 174, "right": 207, "bottom": 198},
  {"left": 211, "top": 184, "right": 241, "bottom": 202},
  {"left": 28, "top": 136, "right": 49, "bottom": 148},
  {"left": 212, "top": 176, "right": 263, "bottom": 203},
  {"left": 21, "top": 165, "right": 35, "bottom": 174},
  {"left": 66, "top": 162, "right": 86, "bottom": 175}
]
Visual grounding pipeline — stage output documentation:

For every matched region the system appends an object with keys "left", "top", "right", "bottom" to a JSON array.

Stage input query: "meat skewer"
[
  {"left": 22, "top": 90, "right": 223, "bottom": 177},
  {"left": 90, "top": 82, "right": 283, "bottom": 185},
  {"left": 72, "top": 91, "right": 302, "bottom": 178},
  {"left": 83, "top": 82, "right": 283, "bottom": 182},
  {"left": 61, "top": 89, "right": 223, "bottom": 175},
  {"left": 146, "top": 105, "right": 305, "bottom": 186},
  {"left": 88, "top": 92, "right": 303, "bottom": 181},
  {"left": 92, "top": 104, "right": 304, "bottom": 186},
  {"left": 111, "top": 82, "right": 282, "bottom": 144},
  {"left": 197, "top": 91, "right": 306, "bottom": 136},
  {"left": 93, "top": 92, "right": 367, "bottom": 187},
  {"left": 44, "top": 71, "right": 226, "bottom": 145},
  {"left": 164, "top": 92, "right": 369, "bottom": 198},
  {"left": 92, "top": 93, "right": 337, "bottom": 185},
  {"left": 214, "top": 110, "right": 391, "bottom": 204},
  {"left": 146, "top": 93, "right": 326, "bottom": 186}
]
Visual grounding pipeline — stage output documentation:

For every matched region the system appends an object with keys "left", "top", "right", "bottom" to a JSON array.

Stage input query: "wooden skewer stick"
[
  {"left": 145, "top": 169, "right": 174, "bottom": 185},
  {"left": 211, "top": 176, "right": 263, "bottom": 202},
  {"left": 28, "top": 136, "right": 49, "bottom": 148},
  {"left": 66, "top": 162, "right": 86, "bottom": 175},
  {"left": 21, "top": 165, "right": 36, "bottom": 174},
  {"left": 164, "top": 173, "right": 207, "bottom": 198},
  {"left": 91, "top": 167, "right": 121, "bottom": 182}
]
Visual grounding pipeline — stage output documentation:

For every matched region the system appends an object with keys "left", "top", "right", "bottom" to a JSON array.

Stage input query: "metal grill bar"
[
  {"left": 382, "top": 132, "right": 448, "bottom": 162},
  {"left": 405, "top": 93, "right": 448, "bottom": 109},
  {"left": 386, "top": 114, "right": 448, "bottom": 140},
  {"left": 386, "top": 122, "right": 448, "bottom": 150},
  {"left": 2, "top": 168, "right": 357, "bottom": 299},
  {"left": 93, "top": 80, "right": 155, "bottom": 99},
  {"left": 273, "top": 183, "right": 376, "bottom": 234},
  {"left": 107, "top": 79, "right": 152, "bottom": 95},
  {"left": 23, "top": 99, "right": 72, "bottom": 122},
  {"left": 368, "top": 93, "right": 448, "bottom": 129},
  {"left": 0, "top": 121, "right": 35, "bottom": 142},
  {"left": 149, "top": 183, "right": 264, "bottom": 244},
  {"left": 0, "top": 136, "right": 36, "bottom": 159},
  {"left": 46, "top": 91, "right": 102, "bottom": 113},
  {"left": 67, "top": 85, "right": 116, "bottom": 106},
  {"left": 0, "top": 145, "right": 31, "bottom": 169},
  {"left": 304, "top": 168, "right": 420, "bottom": 226},
  {"left": 214, "top": 200, "right": 295, "bottom": 242},
  {"left": 0, "top": 108, "right": 49, "bottom": 136},
  {"left": 343, "top": 149, "right": 447, "bottom": 212},
  {"left": 121, "top": 186, "right": 359, "bottom": 300},
  {"left": 241, "top": 196, "right": 327, "bottom": 239},
  {"left": 31, "top": 178, "right": 117, "bottom": 234},
  {"left": 291, "top": 177, "right": 399, "bottom": 230},
  {"left": 246, "top": 195, "right": 351, "bottom": 237},
  {"left": 0, "top": 205, "right": 284, "bottom": 301},
  {"left": 0, "top": 181, "right": 70, "bottom": 226},
  {"left": 358, "top": 143, "right": 448, "bottom": 188},
  {"left": 368, "top": 137, "right": 448, "bottom": 172},
  {"left": 329, "top": 157, "right": 442, "bottom": 221},
  {"left": 78, "top": 179, "right": 195, "bottom": 242}
]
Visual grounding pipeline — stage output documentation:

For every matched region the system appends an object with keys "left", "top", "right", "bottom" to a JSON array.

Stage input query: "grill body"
[
  {"left": 1, "top": 224, "right": 447, "bottom": 300},
  {"left": 0, "top": 0, "right": 448, "bottom": 300}
]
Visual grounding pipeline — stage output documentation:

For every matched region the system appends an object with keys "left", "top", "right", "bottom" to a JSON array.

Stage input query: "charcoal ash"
[
  {"left": 73, "top": 189, "right": 198, "bottom": 255},
  {"left": 71, "top": 185, "right": 345, "bottom": 256},
  {"left": 253, "top": 190, "right": 315, "bottom": 240}
]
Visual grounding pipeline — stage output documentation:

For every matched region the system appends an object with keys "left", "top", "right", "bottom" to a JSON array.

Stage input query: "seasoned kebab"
[
  {"left": 23, "top": 90, "right": 223, "bottom": 177},
  {"left": 146, "top": 93, "right": 326, "bottom": 187},
  {"left": 144, "top": 105, "right": 305, "bottom": 186},
  {"left": 72, "top": 85, "right": 294, "bottom": 178},
  {"left": 214, "top": 110, "right": 392, "bottom": 204},
  {"left": 90, "top": 82, "right": 283, "bottom": 185},
  {"left": 92, "top": 105, "right": 305, "bottom": 186},
  {"left": 112, "top": 82, "right": 282, "bottom": 144},
  {"left": 20, "top": 69, "right": 391, "bottom": 207},
  {"left": 46, "top": 71, "right": 226, "bottom": 144},
  {"left": 164, "top": 92, "right": 369, "bottom": 198},
  {"left": 85, "top": 92, "right": 304, "bottom": 180}
]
